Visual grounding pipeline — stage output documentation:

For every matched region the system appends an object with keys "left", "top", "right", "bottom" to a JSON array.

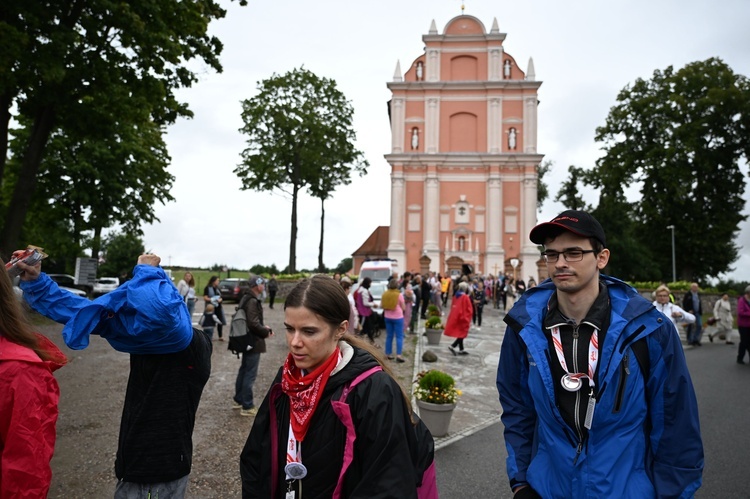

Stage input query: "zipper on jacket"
[
  {"left": 570, "top": 324, "right": 589, "bottom": 461},
  {"left": 613, "top": 352, "right": 630, "bottom": 414}
]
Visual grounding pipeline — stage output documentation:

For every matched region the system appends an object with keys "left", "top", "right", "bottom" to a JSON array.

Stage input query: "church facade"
[{"left": 384, "top": 14, "right": 544, "bottom": 281}]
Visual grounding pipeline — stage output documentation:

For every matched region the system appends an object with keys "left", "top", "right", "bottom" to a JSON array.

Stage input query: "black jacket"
[
  {"left": 116, "top": 328, "right": 212, "bottom": 482},
  {"left": 682, "top": 291, "right": 703, "bottom": 315},
  {"left": 240, "top": 346, "right": 434, "bottom": 498},
  {"left": 241, "top": 292, "right": 271, "bottom": 353}
]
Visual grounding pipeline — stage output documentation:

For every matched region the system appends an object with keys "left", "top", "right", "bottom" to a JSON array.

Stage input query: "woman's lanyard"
[{"left": 285, "top": 421, "right": 307, "bottom": 498}]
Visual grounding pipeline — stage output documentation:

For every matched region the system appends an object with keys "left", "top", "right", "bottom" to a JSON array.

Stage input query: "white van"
[{"left": 359, "top": 260, "right": 397, "bottom": 283}]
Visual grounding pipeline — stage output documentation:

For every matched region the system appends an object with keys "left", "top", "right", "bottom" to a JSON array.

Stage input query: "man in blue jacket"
[
  {"left": 17, "top": 253, "right": 212, "bottom": 499},
  {"left": 497, "top": 210, "right": 703, "bottom": 498}
]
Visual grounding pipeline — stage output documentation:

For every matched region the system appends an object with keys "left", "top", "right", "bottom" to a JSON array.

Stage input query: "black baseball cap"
[{"left": 529, "top": 210, "right": 607, "bottom": 247}]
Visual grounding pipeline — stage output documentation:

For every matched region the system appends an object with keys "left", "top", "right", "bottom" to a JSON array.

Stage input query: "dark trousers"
[
  {"left": 215, "top": 306, "right": 226, "bottom": 338},
  {"left": 420, "top": 296, "right": 430, "bottom": 318},
  {"left": 473, "top": 305, "right": 484, "bottom": 327},
  {"left": 738, "top": 326, "right": 750, "bottom": 363},
  {"left": 451, "top": 338, "right": 465, "bottom": 350},
  {"left": 269, "top": 291, "right": 277, "bottom": 309},
  {"left": 235, "top": 351, "right": 261, "bottom": 410}
]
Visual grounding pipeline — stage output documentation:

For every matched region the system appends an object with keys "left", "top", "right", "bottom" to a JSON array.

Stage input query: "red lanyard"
[{"left": 550, "top": 326, "right": 599, "bottom": 387}]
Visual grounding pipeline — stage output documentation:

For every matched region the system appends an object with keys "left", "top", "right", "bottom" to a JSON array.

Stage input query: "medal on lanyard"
[
  {"left": 285, "top": 422, "right": 308, "bottom": 481},
  {"left": 550, "top": 326, "right": 599, "bottom": 392}
]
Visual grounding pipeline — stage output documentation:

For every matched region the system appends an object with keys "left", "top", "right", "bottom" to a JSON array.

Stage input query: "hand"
[
  {"left": 13, "top": 250, "right": 41, "bottom": 281},
  {"left": 672, "top": 311, "right": 682, "bottom": 318},
  {"left": 137, "top": 254, "right": 161, "bottom": 267}
]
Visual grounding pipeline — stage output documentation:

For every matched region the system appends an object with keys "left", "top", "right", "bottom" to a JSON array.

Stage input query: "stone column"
[
  {"left": 488, "top": 48, "right": 502, "bottom": 81},
  {"left": 427, "top": 49, "right": 440, "bottom": 82},
  {"left": 423, "top": 175, "right": 440, "bottom": 271},
  {"left": 487, "top": 97, "right": 502, "bottom": 153},
  {"left": 520, "top": 176, "right": 539, "bottom": 283},
  {"left": 486, "top": 175, "right": 504, "bottom": 277}
]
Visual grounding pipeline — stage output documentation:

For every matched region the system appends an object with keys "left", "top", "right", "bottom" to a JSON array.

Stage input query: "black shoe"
[
  {"left": 458, "top": 350, "right": 469, "bottom": 355},
  {"left": 695, "top": 342, "right": 702, "bottom": 347},
  {"left": 726, "top": 341, "right": 735, "bottom": 345},
  {"left": 448, "top": 346, "right": 457, "bottom": 356},
  {"left": 737, "top": 359, "right": 746, "bottom": 365},
  {"left": 708, "top": 334, "right": 714, "bottom": 343}
]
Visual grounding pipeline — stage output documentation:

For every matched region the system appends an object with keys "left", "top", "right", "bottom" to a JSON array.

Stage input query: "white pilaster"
[
  {"left": 423, "top": 176, "right": 440, "bottom": 271},
  {"left": 391, "top": 98, "right": 405, "bottom": 153},
  {"left": 520, "top": 176, "right": 539, "bottom": 283},
  {"left": 486, "top": 176, "right": 505, "bottom": 277},
  {"left": 425, "top": 97, "right": 440, "bottom": 154},
  {"left": 524, "top": 96, "right": 537, "bottom": 153},
  {"left": 487, "top": 97, "right": 502, "bottom": 153},
  {"left": 427, "top": 49, "right": 440, "bottom": 82},
  {"left": 387, "top": 175, "right": 406, "bottom": 273},
  {"left": 488, "top": 48, "right": 502, "bottom": 81}
]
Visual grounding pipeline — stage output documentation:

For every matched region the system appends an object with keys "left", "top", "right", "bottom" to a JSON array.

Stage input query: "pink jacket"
[{"left": 737, "top": 295, "right": 750, "bottom": 328}]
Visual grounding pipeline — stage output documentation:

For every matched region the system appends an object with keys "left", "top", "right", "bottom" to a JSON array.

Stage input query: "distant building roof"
[{"left": 352, "top": 226, "right": 390, "bottom": 258}]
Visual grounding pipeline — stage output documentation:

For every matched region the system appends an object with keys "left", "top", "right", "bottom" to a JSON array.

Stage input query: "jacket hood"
[{"left": 0, "top": 334, "right": 66, "bottom": 372}]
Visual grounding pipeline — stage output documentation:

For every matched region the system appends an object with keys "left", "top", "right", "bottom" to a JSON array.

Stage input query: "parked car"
[
  {"left": 219, "top": 278, "right": 251, "bottom": 302},
  {"left": 48, "top": 273, "right": 93, "bottom": 295},
  {"left": 14, "top": 274, "right": 87, "bottom": 299},
  {"left": 93, "top": 277, "right": 120, "bottom": 297}
]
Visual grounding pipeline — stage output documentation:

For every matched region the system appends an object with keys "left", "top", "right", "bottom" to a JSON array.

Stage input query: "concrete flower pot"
[
  {"left": 425, "top": 328, "right": 443, "bottom": 345},
  {"left": 416, "top": 400, "right": 457, "bottom": 437}
]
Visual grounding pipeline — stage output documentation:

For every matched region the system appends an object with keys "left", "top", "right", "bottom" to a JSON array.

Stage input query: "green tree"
[
  {"left": 592, "top": 58, "right": 750, "bottom": 281},
  {"left": 236, "top": 67, "right": 367, "bottom": 273},
  {"left": 98, "top": 232, "right": 145, "bottom": 278},
  {"left": 555, "top": 165, "right": 589, "bottom": 211},
  {"left": 335, "top": 257, "right": 353, "bottom": 275},
  {"left": 536, "top": 160, "right": 552, "bottom": 210},
  {"left": 0, "top": 0, "right": 244, "bottom": 257}
]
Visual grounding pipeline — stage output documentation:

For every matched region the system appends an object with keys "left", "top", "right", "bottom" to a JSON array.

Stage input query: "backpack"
[
  {"left": 228, "top": 294, "right": 254, "bottom": 357},
  {"left": 380, "top": 289, "right": 399, "bottom": 311},
  {"left": 267, "top": 366, "right": 438, "bottom": 499}
]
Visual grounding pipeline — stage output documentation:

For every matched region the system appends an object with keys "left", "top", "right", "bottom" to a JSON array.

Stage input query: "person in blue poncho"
[{"left": 17, "top": 252, "right": 212, "bottom": 499}]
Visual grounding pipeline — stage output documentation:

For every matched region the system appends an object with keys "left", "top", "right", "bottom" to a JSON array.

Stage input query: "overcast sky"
[{"left": 141, "top": 0, "right": 750, "bottom": 279}]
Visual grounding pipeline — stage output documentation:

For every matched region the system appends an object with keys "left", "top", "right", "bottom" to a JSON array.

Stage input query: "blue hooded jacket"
[
  {"left": 497, "top": 275, "right": 703, "bottom": 498},
  {"left": 21, "top": 265, "right": 192, "bottom": 354}
]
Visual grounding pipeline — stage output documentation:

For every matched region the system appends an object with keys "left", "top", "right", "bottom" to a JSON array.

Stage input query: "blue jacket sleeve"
[
  {"left": 497, "top": 324, "right": 536, "bottom": 491},
  {"left": 647, "top": 322, "right": 704, "bottom": 498},
  {"left": 21, "top": 266, "right": 192, "bottom": 354}
]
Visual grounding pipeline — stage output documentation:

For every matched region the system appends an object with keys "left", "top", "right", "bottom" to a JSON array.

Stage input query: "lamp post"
[{"left": 666, "top": 225, "right": 676, "bottom": 283}]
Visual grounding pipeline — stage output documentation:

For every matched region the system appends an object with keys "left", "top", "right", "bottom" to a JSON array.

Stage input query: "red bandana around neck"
[{"left": 281, "top": 346, "right": 341, "bottom": 443}]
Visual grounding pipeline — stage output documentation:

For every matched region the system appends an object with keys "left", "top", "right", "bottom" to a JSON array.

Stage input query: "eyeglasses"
[{"left": 541, "top": 249, "right": 596, "bottom": 263}]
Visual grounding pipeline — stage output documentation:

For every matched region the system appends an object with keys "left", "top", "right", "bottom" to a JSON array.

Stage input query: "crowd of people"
[{"left": 6, "top": 207, "right": 750, "bottom": 497}]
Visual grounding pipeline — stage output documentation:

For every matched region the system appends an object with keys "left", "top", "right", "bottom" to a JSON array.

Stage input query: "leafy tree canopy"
[
  {"left": 589, "top": 58, "right": 750, "bottom": 281},
  {"left": 236, "top": 67, "right": 367, "bottom": 272},
  {"left": 98, "top": 232, "right": 145, "bottom": 278}
]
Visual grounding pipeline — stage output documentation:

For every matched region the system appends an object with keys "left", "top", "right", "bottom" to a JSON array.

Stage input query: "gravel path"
[{"left": 43, "top": 302, "right": 418, "bottom": 498}]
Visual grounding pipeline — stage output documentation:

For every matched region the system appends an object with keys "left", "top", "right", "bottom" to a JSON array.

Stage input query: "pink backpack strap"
[
  {"left": 331, "top": 366, "right": 382, "bottom": 499},
  {"left": 268, "top": 384, "right": 284, "bottom": 499}
]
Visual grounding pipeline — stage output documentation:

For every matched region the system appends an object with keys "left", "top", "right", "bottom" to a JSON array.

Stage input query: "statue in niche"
[
  {"left": 508, "top": 127, "right": 517, "bottom": 150},
  {"left": 458, "top": 236, "right": 466, "bottom": 252},
  {"left": 503, "top": 59, "right": 511, "bottom": 79},
  {"left": 411, "top": 127, "right": 419, "bottom": 150},
  {"left": 416, "top": 61, "right": 424, "bottom": 81}
]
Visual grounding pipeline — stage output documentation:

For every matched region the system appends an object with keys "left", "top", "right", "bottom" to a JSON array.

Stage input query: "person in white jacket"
[
  {"left": 653, "top": 285, "right": 695, "bottom": 339},
  {"left": 709, "top": 293, "right": 735, "bottom": 344}
]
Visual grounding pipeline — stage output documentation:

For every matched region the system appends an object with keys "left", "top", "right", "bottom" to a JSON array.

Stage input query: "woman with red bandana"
[
  {"left": 0, "top": 261, "right": 67, "bottom": 498},
  {"left": 240, "top": 275, "right": 437, "bottom": 498}
]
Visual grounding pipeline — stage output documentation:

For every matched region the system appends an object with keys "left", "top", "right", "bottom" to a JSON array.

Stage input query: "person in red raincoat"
[
  {"left": 445, "top": 281, "right": 474, "bottom": 355},
  {"left": 0, "top": 260, "right": 67, "bottom": 498}
]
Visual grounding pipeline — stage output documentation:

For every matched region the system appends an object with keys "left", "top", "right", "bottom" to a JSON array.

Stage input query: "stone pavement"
[{"left": 412, "top": 304, "right": 509, "bottom": 450}]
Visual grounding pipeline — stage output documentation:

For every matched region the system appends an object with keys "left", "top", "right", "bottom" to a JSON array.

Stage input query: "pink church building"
[{"left": 377, "top": 14, "right": 544, "bottom": 281}]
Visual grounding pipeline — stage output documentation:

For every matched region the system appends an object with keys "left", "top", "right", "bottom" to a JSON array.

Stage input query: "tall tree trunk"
[
  {"left": 317, "top": 197, "right": 325, "bottom": 272},
  {"left": 0, "top": 92, "right": 13, "bottom": 191},
  {"left": 0, "top": 105, "right": 55, "bottom": 258},
  {"left": 289, "top": 181, "right": 299, "bottom": 273},
  {"left": 91, "top": 225, "right": 103, "bottom": 260}
]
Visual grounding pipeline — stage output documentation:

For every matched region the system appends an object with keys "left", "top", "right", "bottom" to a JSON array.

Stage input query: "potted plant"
[
  {"left": 424, "top": 315, "right": 444, "bottom": 345},
  {"left": 414, "top": 370, "right": 461, "bottom": 437}
]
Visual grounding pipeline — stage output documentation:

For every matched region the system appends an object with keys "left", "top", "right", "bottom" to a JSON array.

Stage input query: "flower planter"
[
  {"left": 416, "top": 400, "right": 456, "bottom": 437},
  {"left": 425, "top": 328, "right": 443, "bottom": 345}
]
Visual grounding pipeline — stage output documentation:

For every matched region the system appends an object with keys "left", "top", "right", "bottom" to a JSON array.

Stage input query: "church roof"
[{"left": 352, "top": 226, "right": 390, "bottom": 258}]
